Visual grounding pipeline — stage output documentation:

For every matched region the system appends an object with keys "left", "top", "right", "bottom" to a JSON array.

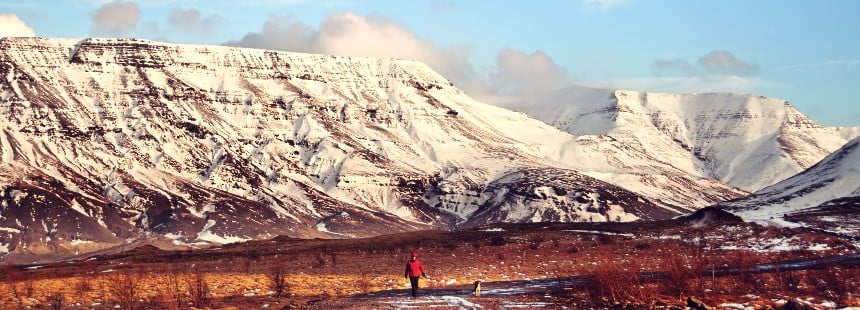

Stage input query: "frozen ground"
[{"left": 349, "top": 276, "right": 579, "bottom": 309}]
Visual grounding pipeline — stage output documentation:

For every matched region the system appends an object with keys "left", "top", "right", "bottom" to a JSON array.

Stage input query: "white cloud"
[
  {"left": 653, "top": 50, "right": 758, "bottom": 77},
  {"left": 489, "top": 48, "right": 571, "bottom": 96},
  {"left": 168, "top": 7, "right": 223, "bottom": 36},
  {"left": 92, "top": 1, "right": 140, "bottom": 36},
  {"left": 314, "top": 13, "right": 433, "bottom": 60},
  {"left": 573, "top": 51, "right": 774, "bottom": 102},
  {"left": 697, "top": 50, "right": 758, "bottom": 76},
  {"left": 227, "top": 12, "right": 480, "bottom": 93},
  {"left": 0, "top": 14, "right": 35, "bottom": 37},
  {"left": 228, "top": 13, "right": 779, "bottom": 111},
  {"left": 228, "top": 12, "right": 582, "bottom": 109},
  {"left": 227, "top": 14, "right": 315, "bottom": 52}
]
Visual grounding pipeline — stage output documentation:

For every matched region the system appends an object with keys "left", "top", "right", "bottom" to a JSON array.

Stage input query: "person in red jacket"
[{"left": 404, "top": 252, "right": 426, "bottom": 297}]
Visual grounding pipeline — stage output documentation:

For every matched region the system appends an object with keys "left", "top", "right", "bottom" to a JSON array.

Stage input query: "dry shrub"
[
  {"left": 633, "top": 242, "right": 651, "bottom": 251},
  {"left": 587, "top": 251, "right": 647, "bottom": 303},
  {"left": 354, "top": 273, "right": 373, "bottom": 294},
  {"left": 596, "top": 234, "right": 615, "bottom": 245},
  {"left": 153, "top": 267, "right": 186, "bottom": 310},
  {"left": 47, "top": 291, "right": 65, "bottom": 310},
  {"left": 805, "top": 267, "right": 855, "bottom": 306},
  {"left": 108, "top": 272, "right": 141, "bottom": 310},
  {"left": 73, "top": 276, "right": 94, "bottom": 298},
  {"left": 1, "top": 264, "right": 25, "bottom": 308},
  {"left": 22, "top": 278, "right": 34, "bottom": 298},
  {"left": 489, "top": 235, "right": 506, "bottom": 246},
  {"left": 471, "top": 241, "right": 482, "bottom": 251},
  {"left": 768, "top": 258, "right": 801, "bottom": 293},
  {"left": 728, "top": 250, "right": 760, "bottom": 293},
  {"left": 550, "top": 237, "right": 561, "bottom": 248},
  {"left": 528, "top": 234, "right": 546, "bottom": 250},
  {"left": 313, "top": 254, "right": 326, "bottom": 269},
  {"left": 442, "top": 239, "right": 458, "bottom": 250},
  {"left": 268, "top": 263, "right": 289, "bottom": 297},
  {"left": 661, "top": 247, "right": 692, "bottom": 296},
  {"left": 94, "top": 274, "right": 112, "bottom": 303},
  {"left": 188, "top": 265, "right": 211, "bottom": 306}
]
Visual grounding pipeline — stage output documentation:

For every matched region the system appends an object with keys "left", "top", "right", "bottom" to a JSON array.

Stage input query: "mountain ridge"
[
  {"left": 514, "top": 85, "right": 859, "bottom": 192},
  {"left": 0, "top": 37, "right": 666, "bottom": 260},
  {"left": 720, "top": 136, "right": 860, "bottom": 231},
  {"left": 0, "top": 37, "right": 855, "bottom": 261}
]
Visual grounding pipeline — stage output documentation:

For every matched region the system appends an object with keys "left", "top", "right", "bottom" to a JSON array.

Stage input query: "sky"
[{"left": 0, "top": 0, "right": 858, "bottom": 126}]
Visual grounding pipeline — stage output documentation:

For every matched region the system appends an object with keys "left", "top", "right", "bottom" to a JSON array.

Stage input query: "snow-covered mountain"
[
  {"left": 516, "top": 86, "right": 859, "bottom": 192},
  {"left": 0, "top": 37, "right": 853, "bottom": 260},
  {"left": 0, "top": 37, "right": 684, "bottom": 259},
  {"left": 720, "top": 137, "right": 860, "bottom": 235}
]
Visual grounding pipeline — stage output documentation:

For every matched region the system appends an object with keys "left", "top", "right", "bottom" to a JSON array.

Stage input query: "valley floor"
[{"left": 1, "top": 210, "right": 858, "bottom": 309}]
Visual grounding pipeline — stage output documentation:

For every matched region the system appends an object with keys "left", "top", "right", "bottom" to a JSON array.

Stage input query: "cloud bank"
[
  {"left": 227, "top": 12, "right": 578, "bottom": 108},
  {"left": 653, "top": 50, "right": 758, "bottom": 77},
  {"left": 227, "top": 13, "right": 481, "bottom": 94},
  {"left": 0, "top": 14, "right": 35, "bottom": 37},
  {"left": 92, "top": 1, "right": 140, "bottom": 36},
  {"left": 227, "top": 11, "right": 766, "bottom": 109},
  {"left": 637, "top": 50, "right": 766, "bottom": 94}
]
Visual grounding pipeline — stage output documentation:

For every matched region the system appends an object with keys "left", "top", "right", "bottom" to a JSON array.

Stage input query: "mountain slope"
[
  {"left": 720, "top": 137, "right": 860, "bottom": 234},
  {"left": 3, "top": 37, "right": 851, "bottom": 261},
  {"left": 0, "top": 37, "right": 681, "bottom": 260},
  {"left": 517, "top": 86, "right": 859, "bottom": 192}
]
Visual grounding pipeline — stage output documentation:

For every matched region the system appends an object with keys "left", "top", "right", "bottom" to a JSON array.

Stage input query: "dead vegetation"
[{"left": 0, "top": 210, "right": 857, "bottom": 308}]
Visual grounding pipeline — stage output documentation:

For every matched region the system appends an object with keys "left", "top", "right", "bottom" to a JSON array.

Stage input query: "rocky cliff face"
[{"left": 0, "top": 38, "right": 674, "bottom": 260}]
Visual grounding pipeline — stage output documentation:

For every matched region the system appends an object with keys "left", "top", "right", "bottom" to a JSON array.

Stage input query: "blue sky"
[{"left": 1, "top": 0, "right": 858, "bottom": 126}]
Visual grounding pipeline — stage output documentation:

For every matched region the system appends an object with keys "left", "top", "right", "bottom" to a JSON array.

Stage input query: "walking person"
[{"left": 404, "top": 252, "right": 426, "bottom": 297}]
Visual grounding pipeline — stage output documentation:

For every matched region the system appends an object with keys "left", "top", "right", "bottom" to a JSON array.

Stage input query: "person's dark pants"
[{"left": 409, "top": 276, "right": 420, "bottom": 296}]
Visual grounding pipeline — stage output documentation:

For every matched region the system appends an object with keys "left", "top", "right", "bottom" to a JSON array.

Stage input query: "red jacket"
[{"left": 405, "top": 258, "right": 425, "bottom": 277}]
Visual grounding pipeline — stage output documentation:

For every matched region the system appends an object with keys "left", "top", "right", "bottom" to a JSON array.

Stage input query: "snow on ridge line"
[
  {"left": 1, "top": 37, "right": 454, "bottom": 92},
  {"left": 22, "top": 37, "right": 445, "bottom": 72}
]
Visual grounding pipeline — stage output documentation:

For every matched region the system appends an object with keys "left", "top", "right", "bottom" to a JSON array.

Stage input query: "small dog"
[{"left": 472, "top": 280, "right": 482, "bottom": 297}]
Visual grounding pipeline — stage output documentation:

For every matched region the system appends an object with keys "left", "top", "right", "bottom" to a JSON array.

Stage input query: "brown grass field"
[{"left": 1, "top": 209, "right": 858, "bottom": 309}]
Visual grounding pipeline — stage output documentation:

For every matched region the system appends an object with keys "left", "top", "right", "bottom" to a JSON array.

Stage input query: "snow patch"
[
  {"left": 0, "top": 227, "right": 21, "bottom": 234},
  {"left": 316, "top": 220, "right": 351, "bottom": 237},
  {"left": 189, "top": 203, "right": 216, "bottom": 219},
  {"left": 196, "top": 220, "right": 250, "bottom": 244},
  {"left": 69, "top": 239, "right": 92, "bottom": 246},
  {"left": 563, "top": 230, "right": 634, "bottom": 237}
]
